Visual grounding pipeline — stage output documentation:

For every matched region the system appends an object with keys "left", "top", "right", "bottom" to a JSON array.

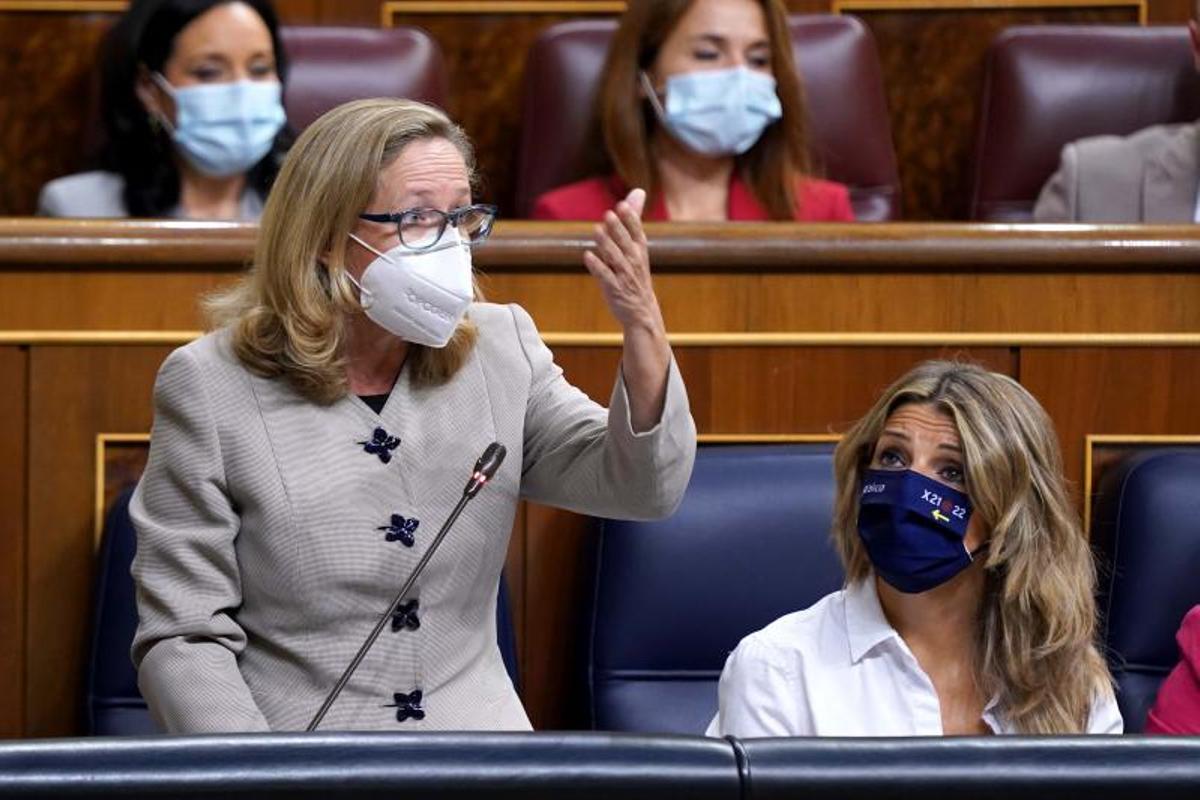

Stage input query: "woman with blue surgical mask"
[
  {"left": 38, "top": 0, "right": 290, "bottom": 219},
  {"left": 532, "top": 0, "right": 854, "bottom": 221},
  {"left": 707, "top": 360, "right": 1121, "bottom": 737}
]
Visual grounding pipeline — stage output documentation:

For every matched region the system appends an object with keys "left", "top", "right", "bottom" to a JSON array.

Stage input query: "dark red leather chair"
[
  {"left": 514, "top": 15, "right": 900, "bottom": 221},
  {"left": 969, "top": 25, "right": 1200, "bottom": 222},
  {"left": 280, "top": 26, "right": 447, "bottom": 131}
]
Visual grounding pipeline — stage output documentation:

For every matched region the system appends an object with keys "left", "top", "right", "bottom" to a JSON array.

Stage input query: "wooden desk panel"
[{"left": 4, "top": 221, "right": 1200, "bottom": 334}]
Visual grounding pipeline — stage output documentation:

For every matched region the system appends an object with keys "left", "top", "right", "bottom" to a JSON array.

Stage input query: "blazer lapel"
[{"left": 1143, "top": 123, "right": 1200, "bottom": 222}]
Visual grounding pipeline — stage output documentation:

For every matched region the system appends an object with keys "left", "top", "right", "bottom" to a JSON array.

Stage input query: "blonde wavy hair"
[
  {"left": 207, "top": 98, "right": 480, "bottom": 404},
  {"left": 832, "top": 360, "right": 1113, "bottom": 734}
]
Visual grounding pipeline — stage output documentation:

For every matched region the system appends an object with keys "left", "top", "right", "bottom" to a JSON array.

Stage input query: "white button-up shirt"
[{"left": 706, "top": 578, "right": 1123, "bottom": 737}]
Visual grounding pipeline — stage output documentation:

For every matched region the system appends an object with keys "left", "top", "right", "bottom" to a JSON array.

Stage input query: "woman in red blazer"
[
  {"left": 1145, "top": 606, "right": 1200, "bottom": 734},
  {"left": 532, "top": 0, "right": 854, "bottom": 223}
]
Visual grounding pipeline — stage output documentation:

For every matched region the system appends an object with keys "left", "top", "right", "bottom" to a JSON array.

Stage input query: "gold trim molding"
[
  {"left": 698, "top": 433, "right": 841, "bottom": 444},
  {"left": 1082, "top": 434, "right": 1200, "bottom": 533},
  {"left": 0, "top": 1, "right": 125, "bottom": 10},
  {"left": 382, "top": 0, "right": 623, "bottom": 25},
  {"left": 832, "top": 0, "right": 1147, "bottom": 25},
  {"left": 94, "top": 432, "right": 150, "bottom": 549},
  {"left": 5, "top": 330, "right": 1200, "bottom": 347}
]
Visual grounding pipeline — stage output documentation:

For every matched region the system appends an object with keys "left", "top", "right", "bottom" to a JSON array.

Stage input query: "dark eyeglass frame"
[{"left": 358, "top": 203, "right": 499, "bottom": 251}]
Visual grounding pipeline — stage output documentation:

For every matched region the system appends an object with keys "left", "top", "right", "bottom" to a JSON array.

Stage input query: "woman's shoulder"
[
  {"left": 530, "top": 176, "right": 622, "bottom": 221},
  {"left": 1178, "top": 605, "right": 1200, "bottom": 662},
  {"left": 795, "top": 177, "right": 855, "bottom": 221},
  {"left": 158, "top": 329, "right": 244, "bottom": 385},
  {"left": 38, "top": 170, "right": 128, "bottom": 218}
]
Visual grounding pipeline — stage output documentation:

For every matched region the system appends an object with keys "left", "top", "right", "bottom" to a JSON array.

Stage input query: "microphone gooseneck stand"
[{"left": 307, "top": 442, "right": 508, "bottom": 731}]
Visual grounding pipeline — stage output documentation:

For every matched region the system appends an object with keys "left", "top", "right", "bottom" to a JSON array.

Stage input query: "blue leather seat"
[
  {"left": 87, "top": 487, "right": 518, "bottom": 734},
  {"left": 1091, "top": 449, "right": 1200, "bottom": 732},
  {"left": 587, "top": 444, "right": 844, "bottom": 734}
]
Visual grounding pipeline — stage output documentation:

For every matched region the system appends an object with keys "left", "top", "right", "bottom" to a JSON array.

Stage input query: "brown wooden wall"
[
  {"left": 2, "top": 0, "right": 1196, "bottom": 219},
  {"left": 2, "top": 220, "right": 1199, "bottom": 737}
]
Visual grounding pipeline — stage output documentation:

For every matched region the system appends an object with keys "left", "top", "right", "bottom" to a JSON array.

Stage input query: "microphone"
[
  {"left": 465, "top": 442, "right": 506, "bottom": 498},
  {"left": 307, "top": 442, "right": 508, "bottom": 731}
]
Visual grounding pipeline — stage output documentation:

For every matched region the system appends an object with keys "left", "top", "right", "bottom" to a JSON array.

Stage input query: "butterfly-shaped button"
[
  {"left": 379, "top": 514, "right": 419, "bottom": 547},
  {"left": 391, "top": 599, "right": 420, "bottom": 632},
  {"left": 358, "top": 427, "right": 400, "bottom": 464},
  {"left": 384, "top": 690, "right": 425, "bottom": 722}
]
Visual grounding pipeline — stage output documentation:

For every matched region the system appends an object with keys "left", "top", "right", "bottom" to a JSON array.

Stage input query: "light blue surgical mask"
[
  {"left": 153, "top": 73, "right": 286, "bottom": 177},
  {"left": 640, "top": 66, "right": 783, "bottom": 157}
]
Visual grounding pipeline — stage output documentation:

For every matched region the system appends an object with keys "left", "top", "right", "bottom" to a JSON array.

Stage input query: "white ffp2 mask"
[{"left": 346, "top": 228, "right": 474, "bottom": 348}]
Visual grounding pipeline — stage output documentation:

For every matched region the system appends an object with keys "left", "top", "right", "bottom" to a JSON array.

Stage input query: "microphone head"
[{"left": 475, "top": 442, "right": 507, "bottom": 480}]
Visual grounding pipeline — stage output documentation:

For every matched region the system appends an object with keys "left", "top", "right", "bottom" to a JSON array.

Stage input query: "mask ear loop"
[
  {"left": 345, "top": 233, "right": 387, "bottom": 306},
  {"left": 638, "top": 70, "right": 669, "bottom": 124},
  {"left": 147, "top": 72, "right": 180, "bottom": 134}
]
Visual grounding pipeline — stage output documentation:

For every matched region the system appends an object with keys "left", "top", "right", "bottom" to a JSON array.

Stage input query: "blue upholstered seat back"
[
  {"left": 1092, "top": 449, "right": 1200, "bottom": 732},
  {"left": 588, "top": 444, "right": 844, "bottom": 734}
]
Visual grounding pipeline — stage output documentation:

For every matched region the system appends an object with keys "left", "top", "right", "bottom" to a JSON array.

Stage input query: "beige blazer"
[
  {"left": 130, "top": 302, "right": 696, "bottom": 733},
  {"left": 1034, "top": 122, "right": 1200, "bottom": 222}
]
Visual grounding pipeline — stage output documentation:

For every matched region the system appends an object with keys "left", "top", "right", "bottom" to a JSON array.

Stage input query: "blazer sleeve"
[
  {"left": 129, "top": 346, "right": 270, "bottom": 733},
  {"left": 1033, "top": 143, "right": 1080, "bottom": 222},
  {"left": 509, "top": 303, "right": 696, "bottom": 519}
]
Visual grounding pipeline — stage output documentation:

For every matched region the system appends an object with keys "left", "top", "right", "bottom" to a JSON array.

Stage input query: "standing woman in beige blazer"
[{"left": 130, "top": 98, "right": 697, "bottom": 733}]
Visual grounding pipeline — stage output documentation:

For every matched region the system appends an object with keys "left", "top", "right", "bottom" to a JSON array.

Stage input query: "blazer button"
[
  {"left": 385, "top": 689, "right": 425, "bottom": 722},
  {"left": 357, "top": 426, "right": 400, "bottom": 464},
  {"left": 391, "top": 599, "right": 420, "bottom": 632},
  {"left": 379, "top": 513, "right": 419, "bottom": 546}
]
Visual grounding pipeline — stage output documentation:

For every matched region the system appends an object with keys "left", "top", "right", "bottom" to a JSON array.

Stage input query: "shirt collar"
[
  {"left": 845, "top": 576, "right": 1010, "bottom": 730},
  {"left": 843, "top": 577, "right": 903, "bottom": 663}
]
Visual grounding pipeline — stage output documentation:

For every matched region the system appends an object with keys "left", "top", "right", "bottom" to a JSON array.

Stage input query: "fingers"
[
  {"left": 603, "top": 209, "right": 639, "bottom": 264},
  {"left": 582, "top": 249, "right": 619, "bottom": 292},
  {"left": 593, "top": 221, "right": 626, "bottom": 271},
  {"left": 626, "top": 187, "right": 646, "bottom": 217}
]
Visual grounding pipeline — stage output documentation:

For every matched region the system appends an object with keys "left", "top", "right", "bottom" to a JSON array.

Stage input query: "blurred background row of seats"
[
  {"left": 89, "top": 445, "right": 1200, "bottom": 736},
  {"left": 74, "top": 18, "right": 1200, "bottom": 222}
]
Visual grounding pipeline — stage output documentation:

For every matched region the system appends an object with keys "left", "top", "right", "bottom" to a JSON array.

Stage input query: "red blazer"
[
  {"left": 531, "top": 173, "right": 855, "bottom": 222},
  {"left": 1145, "top": 605, "right": 1200, "bottom": 734}
]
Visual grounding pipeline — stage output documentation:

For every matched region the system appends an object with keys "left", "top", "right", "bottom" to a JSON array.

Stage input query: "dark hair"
[
  {"left": 99, "top": 0, "right": 293, "bottom": 217},
  {"left": 596, "top": 0, "right": 812, "bottom": 219}
]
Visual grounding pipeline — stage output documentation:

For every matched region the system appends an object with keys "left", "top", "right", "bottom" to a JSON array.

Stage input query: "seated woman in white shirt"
[{"left": 708, "top": 360, "right": 1121, "bottom": 736}]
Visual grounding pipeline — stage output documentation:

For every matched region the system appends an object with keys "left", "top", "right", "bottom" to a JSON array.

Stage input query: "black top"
[{"left": 359, "top": 393, "right": 390, "bottom": 414}]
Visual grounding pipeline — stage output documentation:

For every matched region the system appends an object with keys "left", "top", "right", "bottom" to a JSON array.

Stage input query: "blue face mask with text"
[{"left": 857, "top": 469, "right": 984, "bottom": 594}]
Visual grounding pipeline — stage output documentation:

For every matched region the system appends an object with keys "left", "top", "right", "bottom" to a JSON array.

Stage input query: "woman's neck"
[
  {"left": 875, "top": 566, "right": 985, "bottom": 661},
  {"left": 344, "top": 314, "right": 410, "bottom": 396},
  {"left": 876, "top": 566, "right": 990, "bottom": 734},
  {"left": 651, "top": 132, "right": 734, "bottom": 222},
  {"left": 176, "top": 162, "right": 248, "bottom": 220}
]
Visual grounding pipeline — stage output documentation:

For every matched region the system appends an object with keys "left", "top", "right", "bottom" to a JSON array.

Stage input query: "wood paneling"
[
  {"left": 4, "top": 220, "right": 1200, "bottom": 735},
  {"left": 0, "top": 9, "right": 116, "bottom": 215},
  {"left": 842, "top": 2, "right": 1142, "bottom": 220},
  {"left": 1020, "top": 348, "right": 1200, "bottom": 501},
  {"left": 0, "top": 346, "right": 28, "bottom": 738},
  {"left": 5, "top": 221, "right": 1200, "bottom": 334},
  {"left": 2, "top": 2, "right": 1191, "bottom": 218},
  {"left": 24, "top": 345, "right": 171, "bottom": 736}
]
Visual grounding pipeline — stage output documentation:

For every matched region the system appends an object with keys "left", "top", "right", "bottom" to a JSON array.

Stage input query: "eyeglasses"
[{"left": 358, "top": 204, "right": 498, "bottom": 252}]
